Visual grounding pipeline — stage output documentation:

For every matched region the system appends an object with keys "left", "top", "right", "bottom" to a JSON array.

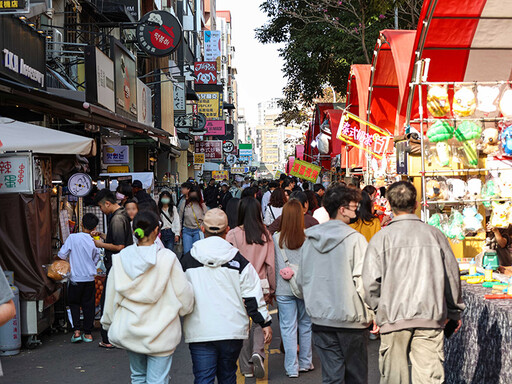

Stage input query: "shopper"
[
  {"left": 177, "top": 181, "right": 193, "bottom": 212},
  {"left": 225, "top": 197, "right": 240, "bottom": 231},
  {"left": 261, "top": 181, "right": 279, "bottom": 215},
  {"left": 349, "top": 190, "right": 381, "bottom": 242},
  {"left": 158, "top": 191, "right": 181, "bottom": 252},
  {"left": 282, "top": 177, "right": 295, "bottom": 193},
  {"left": 102, "top": 211, "right": 194, "bottom": 384},
  {"left": 263, "top": 188, "right": 286, "bottom": 226},
  {"left": 230, "top": 181, "right": 242, "bottom": 199},
  {"left": 93, "top": 189, "right": 134, "bottom": 349},
  {"left": 363, "top": 181, "right": 465, "bottom": 384},
  {"left": 226, "top": 198, "right": 275, "bottom": 379},
  {"left": 304, "top": 190, "right": 319, "bottom": 215},
  {"left": 204, "top": 179, "right": 219, "bottom": 209},
  {"left": 268, "top": 191, "right": 319, "bottom": 235},
  {"left": 298, "top": 184, "right": 375, "bottom": 384},
  {"left": 218, "top": 182, "right": 233, "bottom": 211},
  {"left": 274, "top": 200, "right": 313, "bottom": 378},
  {"left": 125, "top": 199, "right": 165, "bottom": 251},
  {"left": 58, "top": 213, "right": 100, "bottom": 343},
  {"left": 180, "top": 186, "right": 208, "bottom": 254},
  {"left": 116, "top": 182, "right": 133, "bottom": 206},
  {"left": 132, "top": 180, "right": 152, "bottom": 203},
  {"left": 181, "top": 209, "right": 272, "bottom": 384},
  {"left": 125, "top": 199, "right": 139, "bottom": 222}
]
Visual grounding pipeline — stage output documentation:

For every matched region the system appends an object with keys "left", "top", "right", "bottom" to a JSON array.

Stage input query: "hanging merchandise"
[
  {"left": 500, "top": 123, "right": 512, "bottom": 156},
  {"left": 446, "top": 178, "right": 467, "bottom": 200},
  {"left": 454, "top": 121, "right": 482, "bottom": 166},
  {"left": 428, "top": 213, "right": 449, "bottom": 235},
  {"left": 489, "top": 201, "right": 512, "bottom": 228},
  {"left": 477, "top": 85, "right": 501, "bottom": 114},
  {"left": 426, "top": 178, "right": 448, "bottom": 200},
  {"left": 426, "top": 120, "right": 454, "bottom": 166},
  {"left": 481, "top": 179, "right": 499, "bottom": 208},
  {"left": 467, "top": 178, "right": 483, "bottom": 199},
  {"left": 462, "top": 206, "right": 484, "bottom": 234},
  {"left": 427, "top": 85, "right": 451, "bottom": 117},
  {"left": 445, "top": 210, "right": 465, "bottom": 242},
  {"left": 480, "top": 127, "right": 500, "bottom": 155},
  {"left": 499, "top": 88, "right": 512, "bottom": 118},
  {"left": 498, "top": 173, "right": 512, "bottom": 199},
  {"left": 453, "top": 86, "right": 477, "bottom": 118}
]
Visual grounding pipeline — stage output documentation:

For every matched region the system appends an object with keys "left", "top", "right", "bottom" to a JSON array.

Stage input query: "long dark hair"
[
  {"left": 358, "top": 191, "right": 377, "bottom": 224},
  {"left": 187, "top": 186, "right": 204, "bottom": 205},
  {"left": 305, "top": 190, "right": 319, "bottom": 212},
  {"left": 279, "top": 200, "right": 305, "bottom": 250},
  {"left": 158, "top": 191, "right": 175, "bottom": 219},
  {"left": 237, "top": 197, "right": 270, "bottom": 245}
]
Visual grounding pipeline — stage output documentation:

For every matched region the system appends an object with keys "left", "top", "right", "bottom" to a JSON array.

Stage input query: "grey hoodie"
[{"left": 297, "top": 220, "right": 373, "bottom": 329}]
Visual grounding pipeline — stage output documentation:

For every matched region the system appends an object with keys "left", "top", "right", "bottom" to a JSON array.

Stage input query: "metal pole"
[{"left": 394, "top": 6, "right": 399, "bottom": 29}]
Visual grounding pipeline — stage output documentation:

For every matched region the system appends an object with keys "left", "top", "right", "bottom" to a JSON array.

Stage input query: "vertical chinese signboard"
[
  {"left": 0, "top": 153, "right": 32, "bottom": 194},
  {"left": 194, "top": 62, "right": 217, "bottom": 85},
  {"left": 194, "top": 141, "right": 223, "bottom": 160},
  {"left": 197, "top": 92, "right": 223, "bottom": 119},
  {"left": 290, "top": 160, "right": 321, "bottom": 183}
]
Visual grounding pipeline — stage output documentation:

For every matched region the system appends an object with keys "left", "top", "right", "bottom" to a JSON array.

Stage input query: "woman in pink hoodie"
[{"left": 226, "top": 197, "right": 275, "bottom": 379}]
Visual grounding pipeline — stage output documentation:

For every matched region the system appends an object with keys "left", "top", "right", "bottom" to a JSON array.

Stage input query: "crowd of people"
[{"left": 55, "top": 176, "right": 465, "bottom": 384}]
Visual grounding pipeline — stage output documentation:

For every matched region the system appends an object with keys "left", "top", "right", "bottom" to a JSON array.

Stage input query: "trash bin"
[{"left": 0, "top": 271, "right": 21, "bottom": 356}]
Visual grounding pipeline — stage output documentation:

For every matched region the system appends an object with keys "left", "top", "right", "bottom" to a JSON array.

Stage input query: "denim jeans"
[
  {"left": 183, "top": 227, "right": 202, "bottom": 254},
  {"left": 276, "top": 295, "right": 313, "bottom": 375},
  {"left": 127, "top": 351, "right": 173, "bottom": 384},
  {"left": 189, "top": 340, "right": 243, "bottom": 384},
  {"left": 160, "top": 228, "right": 175, "bottom": 252}
]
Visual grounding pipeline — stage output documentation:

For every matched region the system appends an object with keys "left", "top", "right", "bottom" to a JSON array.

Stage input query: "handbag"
[
  {"left": 277, "top": 240, "right": 303, "bottom": 299},
  {"left": 190, "top": 204, "right": 205, "bottom": 240}
]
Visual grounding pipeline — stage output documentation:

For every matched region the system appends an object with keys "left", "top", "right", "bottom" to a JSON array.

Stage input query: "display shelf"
[
  {"left": 410, "top": 117, "right": 511, "bottom": 124},
  {"left": 424, "top": 198, "right": 510, "bottom": 205},
  {"left": 422, "top": 167, "right": 512, "bottom": 174}
]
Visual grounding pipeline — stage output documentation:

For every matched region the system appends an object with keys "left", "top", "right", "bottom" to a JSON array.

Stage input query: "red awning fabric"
[
  {"left": 403, "top": 0, "right": 512, "bottom": 132},
  {"left": 286, "top": 157, "right": 295, "bottom": 174},
  {"left": 367, "top": 30, "right": 416, "bottom": 136},
  {"left": 304, "top": 103, "right": 343, "bottom": 164}
]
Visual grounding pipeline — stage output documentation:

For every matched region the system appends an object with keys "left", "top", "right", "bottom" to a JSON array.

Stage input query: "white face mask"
[{"left": 116, "top": 192, "right": 125, "bottom": 202}]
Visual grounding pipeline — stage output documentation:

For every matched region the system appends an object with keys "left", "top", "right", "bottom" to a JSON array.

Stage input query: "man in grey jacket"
[
  {"left": 363, "top": 181, "right": 465, "bottom": 384},
  {"left": 298, "top": 184, "right": 376, "bottom": 384}
]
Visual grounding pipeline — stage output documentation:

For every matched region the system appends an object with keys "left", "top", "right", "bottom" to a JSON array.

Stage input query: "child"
[
  {"left": 58, "top": 213, "right": 101, "bottom": 343},
  {"left": 101, "top": 211, "right": 194, "bottom": 384}
]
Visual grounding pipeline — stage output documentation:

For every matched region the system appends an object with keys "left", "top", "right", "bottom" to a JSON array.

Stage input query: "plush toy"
[
  {"left": 500, "top": 89, "right": 512, "bottom": 118},
  {"left": 447, "top": 178, "right": 467, "bottom": 200},
  {"left": 481, "top": 179, "right": 499, "bottom": 208},
  {"left": 490, "top": 201, "right": 512, "bottom": 228},
  {"left": 500, "top": 124, "right": 512, "bottom": 156},
  {"left": 481, "top": 127, "right": 500, "bottom": 155},
  {"left": 453, "top": 87, "right": 477, "bottom": 117},
  {"left": 426, "top": 179, "right": 441, "bottom": 200},
  {"left": 477, "top": 85, "right": 501, "bottom": 113},
  {"left": 427, "top": 121, "right": 454, "bottom": 167},
  {"left": 463, "top": 206, "right": 484, "bottom": 233},
  {"left": 467, "top": 178, "right": 483, "bottom": 199},
  {"left": 428, "top": 213, "right": 447, "bottom": 235},
  {"left": 435, "top": 142, "right": 452, "bottom": 166},
  {"left": 427, "top": 86, "right": 451, "bottom": 117},
  {"left": 498, "top": 175, "right": 512, "bottom": 199},
  {"left": 446, "top": 210, "right": 466, "bottom": 241},
  {"left": 454, "top": 121, "right": 482, "bottom": 166}
]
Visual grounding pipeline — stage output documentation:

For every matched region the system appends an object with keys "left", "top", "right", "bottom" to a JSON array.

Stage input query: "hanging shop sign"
[
  {"left": 173, "top": 77, "right": 186, "bottom": 114},
  {"left": 289, "top": 159, "right": 321, "bottom": 183},
  {"left": 137, "top": 10, "right": 183, "bottom": 57},
  {"left": 0, "top": 153, "right": 32, "bottom": 194},
  {"left": 231, "top": 167, "right": 248, "bottom": 174},
  {"left": 103, "top": 145, "right": 129, "bottom": 164},
  {"left": 226, "top": 154, "right": 237, "bottom": 166},
  {"left": 205, "top": 120, "right": 225, "bottom": 136},
  {"left": 85, "top": 47, "right": 115, "bottom": 112},
  {"left": 194, "top": 141, "right": 223, "bottom": 160},
  {"left": 336, "top": 111, "right": 392, "bottom": 160},
  {"left": 204, "top": 31, "right": 221, "bottom": 62},
  {"left": 193, "top": 153, "right": 205, "bottom": 164},
  {"left": 0, "top": 16, "right": 45, "bottom": 88},
  {"left": 238, "top": 143, "right": 253, "bottom": 158},
  {"left": 0, "top": 0, "right": 29, "bottom": 13},
  {"left": 212, "top": 170, "right": 229, "bottom": 181},
  {"left": 194, "top": 61, "right": 217, "bottom": 85},
  {"left": 137, "top": 79, "right": 152, "bottom": 125},
  {"left": 197, "top": 91, "right": 223, "bottom": 119},
  {"left": 222, "top": 141, "right": 235, "bottom": 154},
  {"left": 159, "top": 73, "right": 174, "bottom": 135},
  {"left": 111, "top": 38, "right": 137, "bottom": 120}
]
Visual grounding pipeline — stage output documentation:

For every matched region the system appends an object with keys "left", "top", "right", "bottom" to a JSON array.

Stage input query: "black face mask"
[{"left": 349, "top": 217, "right": 358, "bottom": 224}]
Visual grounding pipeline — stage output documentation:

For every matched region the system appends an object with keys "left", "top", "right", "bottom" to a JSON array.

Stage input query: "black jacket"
[
  {"left": 219, "top": 191, "right": 232, "bottom": 211},
  {"left": 204, "top": 185, "right": 219, "bottom": 208}
]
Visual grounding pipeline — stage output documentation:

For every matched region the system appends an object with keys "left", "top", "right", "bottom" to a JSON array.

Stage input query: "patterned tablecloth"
[{"left": 445, "top": 281, "right": 512, "bottom": 384}]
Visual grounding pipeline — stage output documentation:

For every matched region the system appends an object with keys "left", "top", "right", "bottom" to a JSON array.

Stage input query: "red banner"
[{"left": 194, "top": 61, "right": 217, "bottom": 85}]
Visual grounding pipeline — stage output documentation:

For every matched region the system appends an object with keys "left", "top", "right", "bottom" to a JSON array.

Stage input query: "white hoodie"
[
  {"left": 181, "top": 236, "right": 271, "bottom": 343},
  {"left": 101, "top": 244, "right": 194, "bottom": 357}
]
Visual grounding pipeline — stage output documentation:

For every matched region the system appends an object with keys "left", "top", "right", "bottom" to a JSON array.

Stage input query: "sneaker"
[
  {"left": 287, "top": 373, "right": 299, "bottom": 378},
  {"left": 251, "top": 353, "right": 265, "bottom": 378},
  {"left": 243, "top": 373, "right": 254, "bottom": 378},
  {"left": 299, "top": 364, "right": 315, "bottom": 372}
]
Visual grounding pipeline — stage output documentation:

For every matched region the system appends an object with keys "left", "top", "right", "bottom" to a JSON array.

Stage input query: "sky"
[{"left": 216, "top": 0, "right": 286, "bottom": 127}]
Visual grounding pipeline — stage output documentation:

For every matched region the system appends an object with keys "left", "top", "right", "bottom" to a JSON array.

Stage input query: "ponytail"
[{"left": 133, "top": 211, "right": 160, "bottom": 240}]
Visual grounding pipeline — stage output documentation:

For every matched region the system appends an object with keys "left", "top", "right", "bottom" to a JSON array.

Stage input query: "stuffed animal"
[
  {"left": 426, "top": 179, "right": 441, "bottom": 200},
  {"left": 453, "top": 87, "right": 477, "bottom": 117},
  {"left": 447, "top": 178, "right": 467, "bottom": 200},
  {"left": 427, "top": 86, "right": 451, "bottom": 117},
  {"left": 481, "top": 127, "right": 500, "bottom": 155},
  {"left": 435, "top": 142, "right": 451, "bottom": 166},
  {"left": 490, "top": 201, "right": 512, "bottom": 228},
  {"left": 500, "top": 125, "right": 512, "bottom": 156},
  {"left": 446, "top": 210, "right": 466, "bottom": 241},
  {"left": 467, "top": 178, "right": 482, "bottom": 199},
  {"left": 427, "top": 121, "right": 454, "bottom": 167},
  {"left": 477, "top": 85, "right": 501, "bottom": 113},
  {"left": 428, "top": 213, "right": 448, "bottom": 235},
  {"left": 499, "top": 175, "right": 512, "bottom": 199},
  {"left": 454, "top": 121, "right": 482, "bottom": 166},
  {"left": 500, "top": 89, "right": 512, "bottom": 118},
  {"left": 463, "top": 206, "right": 483, "bottom": 233},
  {"left": 481, "top": 179, "right": 499, "bottom": 208}
]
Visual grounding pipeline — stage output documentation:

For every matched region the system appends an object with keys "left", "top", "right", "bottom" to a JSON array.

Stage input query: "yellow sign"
[
  {"left": 194, "top": 153, "right": 205, "bottom": 164},
  {"left": 197, "top": 92, "right": 222, "bottom": 119},
  {"left": 107, "top": 165, "right": 130, "bottom": 173},
  {"left": 289, "top": 160, "right": 321, "bottom": 183},
  {"left": 212, "top": 170, "right": 229, "bottom": 181},
  {"left": 275, "top": 170, "right": 284, "bottom": 179}
]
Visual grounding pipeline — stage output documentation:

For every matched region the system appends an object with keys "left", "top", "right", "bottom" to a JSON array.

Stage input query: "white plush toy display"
[
  {"left": 500, "top": 89, "right": 512, "bottom": 118},
  {"left": 477, "top": 85, "right": 500, "bottom": 113},
  {"left": 447, "top": 178, "right": 467, "bottom": 200},
  {"left": 467, "top": 178, "right": 482, "bottom": 199}
]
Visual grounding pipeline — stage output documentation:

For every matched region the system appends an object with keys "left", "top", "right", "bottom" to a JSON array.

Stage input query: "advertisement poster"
[
  {"left": 194, "top": 141, "right": 223, "bottom": 160},
  {"left": 212, "top": 170, "right": 229, "bottom": 181},
  {"left": 204, "top": 31, "right": 221, "bottom": 62},
  {"left": 0, "top": 154, "right": 32, "bottom": 194},
  {"left": 197, "top": 92, "right": 222, "bottom": 119},
  {"left": 205, "top": 120, "right": 225, "bottom": 135},
  {"left": 290, "top": 159, "right": 321, "bottom": 183},
  {"left": 111, "top": 38, "right": 137, "bottom": 120},
  {"left": 194, "top": 61, "right": 217, "bottom": 85}
]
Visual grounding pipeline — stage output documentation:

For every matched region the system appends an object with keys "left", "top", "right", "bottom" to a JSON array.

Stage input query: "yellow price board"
[{"left": 194, "top": 153, "right": 205, "bottom": 164}]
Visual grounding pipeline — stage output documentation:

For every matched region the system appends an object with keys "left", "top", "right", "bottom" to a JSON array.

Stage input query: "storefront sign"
[
  {"left": 194, "top": 141, "right": 223, "bottom": 160},
  {"left": 222, "top": 141, "right": 235, "bottom": 154},
  {"left": 193, "top": 153, "right": 205, "bottom": 164},
  {"left": 85, "top": 47, "right": 115, "bottom": 112},
  {"left": 290, "top": 159, "right": 321, "bottom": 183},
  {"left": 205, "top": 120, "right": 225, "bottom": 136},
  {"left": 231, "top": 167, "right": 248, "bottom": 174},
  {"left": 0, "top": 0, "right": 29, "bottom": 13},
  {"left": 226, "top": 154, "right": 237, "bottom": 166},
  {"left": 0, "top": 17, "right": 45, "bottom": 89},
  {"left": 159, "top": 73, "right": 175, "bottom": 135},
  {"left": 173, "top": 78, "right": 186, "bottom": 113},
  {"left": 194, "top": 61, "right": 217, "bottom": 85},
  {"left": 137, "top": 79, "right": 152, "bottom": 125},
  {"left": 103, "top": 145, "right": 129, "bottom": 164},
  {"left": 137, "top": 10, "right": 182, "bottom": 57},
  {"left": 212, "top": 170, "right": 229, "bottom": 181},
  {"left": 0, "top": 153, "right": 32, "bottom": 194},
  {"left": 238, "top": 143, "right": 253, "bottom": 158},
  {"left": 197, "top": 92, "right": 222, "bottom": 119},
  {"left": 204, "top": 31, "right": 221, "bottom": 62},
  {"left": 111, "top": 38, "right": 137, "bottom": 120},
  {"left": 336, "top": 111, "right": 392, "bottom": 160}
]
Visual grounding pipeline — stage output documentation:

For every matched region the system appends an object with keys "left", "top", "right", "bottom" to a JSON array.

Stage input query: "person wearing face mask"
[
  {"left": 158, "top": 191, "right": 181, "bottom": 252},
  {"left": 349, "top": 190, "right": 381, "bottom": 242},
  {"left": 116, "top": 182, "right": 133, "bottom": 206},
  {"left": 179, "top": 186, "right": 208, "bottom": 254}
]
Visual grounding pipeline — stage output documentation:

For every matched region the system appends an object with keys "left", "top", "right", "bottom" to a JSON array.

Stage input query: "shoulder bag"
[
  {"left": 277, "top": 236, "right": 303, "bottom": 299},
  {"left": 190, "top": 204, "right": 205, "bottom": 240}
]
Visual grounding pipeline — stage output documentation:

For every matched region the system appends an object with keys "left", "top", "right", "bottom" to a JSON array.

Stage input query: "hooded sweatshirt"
[
  {"left": 297, "top": 220, "right": 373, "bottom": 330},
  {"left": 181, "top": 236, "right": 271, "bottom": 343},
  {"left": 101, "top": 244, "right": 194, "bottom": 357}
]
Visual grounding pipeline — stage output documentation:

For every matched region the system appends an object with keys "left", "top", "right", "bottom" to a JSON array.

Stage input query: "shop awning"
[{"left": 0, "top": 118, "right": 96, "bottom": 155}]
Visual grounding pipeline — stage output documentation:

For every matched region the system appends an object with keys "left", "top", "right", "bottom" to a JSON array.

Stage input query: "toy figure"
[
  {"left": 467, "top": 178, "right": 482, "bottom": 199},
  {"left": 480, "top": 127, "right": 500, "bottom": 155},
  {"left": 446, "top": 210, "right": 466, "bottom": 241},
  {"left": 427, "top": 121, "right": 454, "bottom": 167},
  {"left": 481, "top": 179, "right": 498, "bottom": 208},
  {"left": 500, "top": 125, "right": 512, "bottom": 156},
  {"left": 490, "top": 201, "right": 512, "bottom": 228},
  {"left": 426, "top": 179, "right": 441, "bottom": 200},
  {"left": 454, "top": 121, "right": 482, "bottom": 166},
  {"left": 427, "top": 86, "right": 451, "bottom": 117},
  {"left": 447, "top": 178, "right": 467, "bottom": 200},
  {"left": 453, "top": 87, "right": 477, "bottom": 118},
  {"left": 477, "top": 85, "right": 501, "bottom": 114}
]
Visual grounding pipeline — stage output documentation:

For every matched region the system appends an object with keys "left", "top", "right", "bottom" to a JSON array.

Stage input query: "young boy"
[{"left": 58, "top": 213, "right": 101, "bottom": 343}]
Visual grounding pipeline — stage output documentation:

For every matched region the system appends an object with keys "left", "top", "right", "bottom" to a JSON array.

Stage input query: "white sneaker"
[
  {"left": 251, "top": 353, "right": 265, "bottom": 378},
  {"left": 243, "top": 373, "right": 254, "bottom": 378},
  {"left": 287, "top": 373, "right": 299, "bottom": 378}
]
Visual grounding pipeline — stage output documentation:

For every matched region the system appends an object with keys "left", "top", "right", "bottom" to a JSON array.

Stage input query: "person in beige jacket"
[{"left": 101, "top": 211, "right": 194, "bottom": 384}]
